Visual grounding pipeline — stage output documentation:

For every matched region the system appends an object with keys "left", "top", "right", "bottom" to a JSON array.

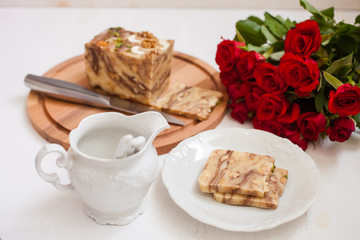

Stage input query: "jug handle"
[{"left": 35, "top": 144, "right": 74, "bottom": 192}]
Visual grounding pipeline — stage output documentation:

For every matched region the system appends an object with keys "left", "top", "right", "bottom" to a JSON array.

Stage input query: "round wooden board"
[{"left": 27, "top": 51, "right": 228, "bottom": 155}]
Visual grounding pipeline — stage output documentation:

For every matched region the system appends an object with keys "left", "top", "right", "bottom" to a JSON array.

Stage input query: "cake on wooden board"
[
  {"left": 155, "top": 84, "right": 223, "bottom": 121},
  {"left": 85, "top": 27, "right": 174, "bottom": 105}
]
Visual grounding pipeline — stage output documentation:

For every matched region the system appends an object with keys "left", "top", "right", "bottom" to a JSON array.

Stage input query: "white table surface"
[{"left": 1, "top": 7, "right": 360, "bottom": 240}]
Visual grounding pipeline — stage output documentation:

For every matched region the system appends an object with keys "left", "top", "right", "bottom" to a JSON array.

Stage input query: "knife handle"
[{"left": 24, "top": 74, "right": 111, "bottom": 108}]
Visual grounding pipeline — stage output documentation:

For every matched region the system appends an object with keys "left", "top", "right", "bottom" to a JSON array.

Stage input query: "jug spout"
[{"left": 139, "top": 111, "right": 170, "bottom": 143}]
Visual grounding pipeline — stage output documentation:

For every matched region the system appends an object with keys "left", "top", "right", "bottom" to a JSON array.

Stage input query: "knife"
[{"left": 24, "top": 74, "right": 185, "bottom": 126}]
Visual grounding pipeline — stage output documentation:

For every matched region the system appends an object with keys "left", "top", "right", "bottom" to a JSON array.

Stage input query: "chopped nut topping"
[
  {"left": 96, "top": 40, "right": 108, "bottom": 47},
  {"left": 280, "top": 176, "right": 288, "bottom": 184},
  {"left": 142, "top": 38, "right": 158, "bottom": 48},
  {"left": 138, "top": 31, "right": 157, "bottom": 39},
  {"left": 228, "top": 171, "right": 240, "bottom": 178},
  {"left": 150, "top": 49, "right": 160, "bottom": 55}
]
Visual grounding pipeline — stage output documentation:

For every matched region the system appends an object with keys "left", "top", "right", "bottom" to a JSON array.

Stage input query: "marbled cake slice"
[
  {"left": 155, "top": 84, "right": 223, "bottom": 121},
  {"left": 85, "top": 27, "right": 174, "bottom": 105},
  {"left": 213, "top": 168, "right": 288, "bottom": 209},
  {"left": 198, "top": 149, "right": 275, "bottom": 197}
]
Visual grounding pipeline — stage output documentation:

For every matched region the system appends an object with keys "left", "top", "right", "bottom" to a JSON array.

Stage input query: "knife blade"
[{"left": 24, "top": 74, "right": 185, "bottom": 126}]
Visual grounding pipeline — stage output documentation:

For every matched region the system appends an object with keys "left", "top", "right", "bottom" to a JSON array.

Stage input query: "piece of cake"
[
  {"left": 198, "top": 149, "right": 275, "bottom": 197},
  {"left": 155, "top": 84, "right": 223, "bottom": 121},
  {"left": 85, "top": 27, "right": 174, "bottom": 105},
  {"left": 213, "top": 168, "right": 288, "bottom": 209}
]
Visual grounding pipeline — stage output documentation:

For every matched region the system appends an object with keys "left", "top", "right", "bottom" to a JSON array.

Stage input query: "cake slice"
[
  {"left": 213, "top": 168, "right": 288, "bottom": 209},
  {"left": 198, "top": 149, "right": 275, "bottom": 197},
  {"left": 155, "top": 84, "right": 223, "bottom": 121},
  {"left": 85, "top": 27, "right": 174, "bottom": 105}
]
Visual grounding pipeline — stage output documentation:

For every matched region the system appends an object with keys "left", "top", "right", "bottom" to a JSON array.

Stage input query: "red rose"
[
  {"left": 284, "top": 20, "right": 321, "bottom": 58},
  {"left": 227, "top": 82, "right": 242, "bottom": 101},
  {"left": 277, "top": 102, "right": 300, "bottom": 124},
  {"left": 326, "top": 117, "right": 355, "bottom": 142},
  {"left": 253, "top": 117, "right": 308, "bottom": 150},
  {"left": 287, "top": 131, "right": 309, "bottom": 151},
  {"left": 256, "top": 94, "right": 299, "bottom": 123},
  {"left": 229, "top": 102, "right": 249, "bottom": 123},
  {"left": 297, "top": 112, "right": 326, "bottom": 141},
  {"left": 254, "top": 62, "right": 287, "bottom": 94},
  {"left": 279, "top": 52, "right": 320, "bottom": 97},
  {"left": 216, "top": 39, "right": 244, "bottom": 72},
  {"left": 328, "top": 83, "right": 360, "bottom": 116},
  {"left": 255, "top": 52, "right": 266, "bottom": 62},
  {"left": 220, "top": 70, "right": 241, "bottom": 88},
  {"left": 240, "top": 82, "right": 265, "bottom": 111},
  {"left": 236, "top": 51, "right": 258, "bottom": 81},
  {"left": 252, "top": 117, "right": 297, "bottom": 138}
]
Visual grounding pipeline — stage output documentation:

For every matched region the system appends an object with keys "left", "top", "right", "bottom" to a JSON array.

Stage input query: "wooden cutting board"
[{"left": 26, "top": 51, "right": 228, "bottom": 155}]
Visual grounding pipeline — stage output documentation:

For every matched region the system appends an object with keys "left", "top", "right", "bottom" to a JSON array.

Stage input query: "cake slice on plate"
[
  {"left": 213, "top": 168, "right": 288, "bottom": 209},
  {"left": 198, "top": 149, "right": 275, "bottom": 198}
]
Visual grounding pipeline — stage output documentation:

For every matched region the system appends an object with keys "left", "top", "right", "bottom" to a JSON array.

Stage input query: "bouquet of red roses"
[{"left": 216, "top": 0, "right": 360, "bottom": 150}]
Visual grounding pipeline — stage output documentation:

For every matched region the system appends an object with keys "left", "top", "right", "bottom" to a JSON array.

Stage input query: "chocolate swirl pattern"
[
  {"left": 155, "top": 84, "right": 223, "bottom": 121},
  {"left": 198, "top": 149, "right": 275, "bottom": 198},
  {"left": 85, "top": 28, "right": 174, "bottom": 105},
  {"left": 213, "top": 168, "right": 288, "bottom": 209}
]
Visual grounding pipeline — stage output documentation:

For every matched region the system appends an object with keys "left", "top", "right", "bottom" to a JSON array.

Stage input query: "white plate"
[{"left": 162, "top": 128, "right": 320, "bottom": 232}]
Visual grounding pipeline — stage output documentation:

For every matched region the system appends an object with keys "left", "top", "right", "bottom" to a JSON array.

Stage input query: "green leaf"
[
  {"left": 270, "top": 51, "right": 285, "bottom": 61},
  {"left": 323, "top": 71, "right": 344, "bottom": 89},
  {"left": 353, "top": 113, "right": 360, "bottom": 128},
  {"left": 247, "top": 16, "right": 264, "bottom": 25},
  {"left": 332, "top": 22, "right": 360, "bottom": 42},
  {"left": 275, "top": 15, "right": 296, "bottom": 31},
  {"left": 271, "top": 40, "right": 285, "bottom": 52},
  {"left": 315, "top": 51, "right": 329, "bottom": 69},
  {"left": 262, "top": 46, "right": 274, "bottom": 59},
  {"left": 247, "top": 43, "right": 269, "bottom": 53},
  {"left": 315, "top": 87, "right": 326, "bottom": 112},
  {"left": 317, "top": 69, "right": 324, "bottom": 91},
  {"left": 235, "top": 28, "right": 246, "bottom": 43},
  {"left": 321, "top": 33, "right": 332, "bottom": 45},
  {"left": 300, "top": 0, "right": 326, "bottom": 21},
  {"left": 336, "top": 35, "right": 358, "bottom": 55},
  {"left": 264, "top": 12, "right": 288, "bottom": 38},
  {"left": 260, "top": 25, "right": 278, "bottom": 43},
  {"left": 300, "top": 0, "right": 331, "bottom": 28},
  {"left": 355, "top": 14, "right": 360, "bottom": 24},
  {"left": 284, "top": 18, "right": 296, "bottom": 30},
  {"left": 325, "top": 53, "right": 353, "bottom": 74},
  {"left": 321, "top": 7, "right": 334, "bottom": 19},
  {"left": 236, "top": 19, "right": 267, "bottom": 46}
]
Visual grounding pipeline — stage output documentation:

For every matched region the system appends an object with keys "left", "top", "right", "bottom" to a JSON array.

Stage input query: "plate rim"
[{"left": 162, "top": 127, "right": 321, "bottom": 232}]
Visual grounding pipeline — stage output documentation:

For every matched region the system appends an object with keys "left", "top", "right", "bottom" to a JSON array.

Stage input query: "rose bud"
[{"left": 326, "top": 117, "right": 355, "bottom": 142}]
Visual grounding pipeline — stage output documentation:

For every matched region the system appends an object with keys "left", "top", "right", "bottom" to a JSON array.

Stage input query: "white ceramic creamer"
[{"left": 35, "top": 112, "right": 169, "bottom": 225}]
